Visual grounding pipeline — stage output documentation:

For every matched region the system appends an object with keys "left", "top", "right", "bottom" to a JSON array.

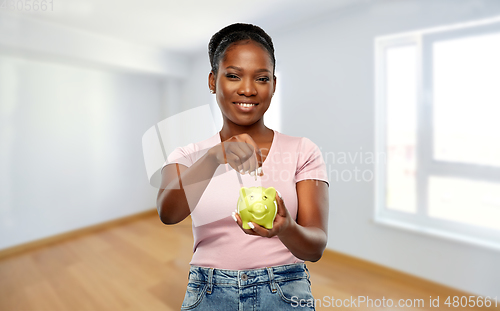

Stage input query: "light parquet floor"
[{"left": 0, "top": 212, "right": 498, "bottom": 311}]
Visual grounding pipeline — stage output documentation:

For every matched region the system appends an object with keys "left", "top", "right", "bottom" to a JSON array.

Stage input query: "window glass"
[
  {"left": 385, "top": 45, "right": 418, "bottom": 213},
  {"left": 433, "top": 33, "right": 500, "bottom": 167}
]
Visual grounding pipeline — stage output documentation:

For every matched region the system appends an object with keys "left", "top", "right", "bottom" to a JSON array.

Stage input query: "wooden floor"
[{"left": 1, "top": 211, "right": 498, "bottom": 311}]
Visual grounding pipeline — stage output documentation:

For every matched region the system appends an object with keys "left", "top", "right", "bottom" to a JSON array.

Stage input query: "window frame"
[{"left": 374, "top": 20, "right": 500, "bottom": 251}]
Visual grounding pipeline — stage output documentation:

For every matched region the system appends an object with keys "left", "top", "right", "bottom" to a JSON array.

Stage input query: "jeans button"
[{"left": 241, "top": 273, "right": 248, "bottom": 281}]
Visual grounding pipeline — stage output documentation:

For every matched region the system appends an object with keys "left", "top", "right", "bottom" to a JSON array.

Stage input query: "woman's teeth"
[{"left": 235, "top": 103, "right": 257, "bottom": 107}]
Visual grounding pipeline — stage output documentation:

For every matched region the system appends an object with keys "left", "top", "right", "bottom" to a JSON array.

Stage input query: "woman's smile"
[{"left": 233, "top": 101, "right": 259, "bottom": 112}]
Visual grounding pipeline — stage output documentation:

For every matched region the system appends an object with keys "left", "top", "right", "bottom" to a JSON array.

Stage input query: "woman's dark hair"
[{"left": 208, "top": 23, "right": 275, "bottom": 75}]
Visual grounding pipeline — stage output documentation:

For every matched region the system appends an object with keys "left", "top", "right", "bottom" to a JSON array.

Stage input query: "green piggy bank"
[{"left": 237, "top": 186, "right": 277, "bottom": 230}]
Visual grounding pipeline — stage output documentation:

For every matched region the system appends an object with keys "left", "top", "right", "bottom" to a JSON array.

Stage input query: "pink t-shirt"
[{"left": 162, "top": 130, "right": 328, "bottom": 270}]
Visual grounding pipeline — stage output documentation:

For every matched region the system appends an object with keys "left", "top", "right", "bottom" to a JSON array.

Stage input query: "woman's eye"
[
  {"left": 258, "top": 77, "right": 270, "bottom": 82},
  {"left": 226, "top": 74, "right": 239, "bottom": 79}
]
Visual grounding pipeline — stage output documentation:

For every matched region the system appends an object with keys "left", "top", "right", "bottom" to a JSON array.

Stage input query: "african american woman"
[{"left": 157, "top": 23, "right": 329, "bottom": 310}]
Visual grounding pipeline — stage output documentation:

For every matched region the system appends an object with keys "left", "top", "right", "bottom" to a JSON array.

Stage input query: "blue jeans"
[{"left": 180, "top": 263, "right": 315, "bottom": 310}]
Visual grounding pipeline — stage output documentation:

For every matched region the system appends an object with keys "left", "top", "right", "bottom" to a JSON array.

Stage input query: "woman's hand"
[
  {"left": 232, "top": 191, "right": 293, "bottom": 238},
  {"left": 208, "top": 133, "right": 263, "bottom": 176}
]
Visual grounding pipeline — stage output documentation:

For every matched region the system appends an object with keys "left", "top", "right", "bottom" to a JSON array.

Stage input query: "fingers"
[
  {"left": 238, "top": 142, "right": 255, "bottom": 174},
  {"left": 242, "top": 135, "right": 263, "bottom": 176},
  {"left": 232, "top": 212, "right": 280, "bottom": 238},
  {"left": 220, "top": 141, "right": 227, "bottom": 164},
  {"left": 276, "top": 189, "right": 283, "bottom": 200},
  {"left": 225, "top": 148, "right": 245, "bottom": 173},
  {"left": 221, "top": 140, "right": 249, "bottom": 173},
  {"left": 232, "top": 211, "right": 259, "bottom": 236},
  {"left": 255, "top": 148, "right": 264, "bottom": 176},
  {"left": 241, "top": 149, "right": 258, "bottom": 179},
  {"left": 222, "top": 135, "right": 262, "bottom": 176},
  {"left": 237, "top": 134, "right": 263, "bottom": 176},
  {"left": 232, "top": 209, "right": 275, "bottom": 238},
  {"left": 246, "top": 222, "right": 270, "bottom": 237},
  {"left": 275, "top": 190, "right": 287, "bottom": 217}
]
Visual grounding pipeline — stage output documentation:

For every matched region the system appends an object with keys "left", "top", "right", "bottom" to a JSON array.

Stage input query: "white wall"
[
  {"left": 0, "top": 12, "right": 189, "bottom": 77},
  {"left": 181, "top": 53, "right": 223, "bottom": 130},
  {"left": 271, "top": 0, "right": 500, "bottom": 297},
  {"left": 0, "top": 54, "right": 166, "bottom": 250},
  {"left": 0, "top": 14, "right": 188, "bottom": 250}
]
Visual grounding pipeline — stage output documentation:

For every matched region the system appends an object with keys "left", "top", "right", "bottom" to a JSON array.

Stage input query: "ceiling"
[{"left": 10, "top": 0, "right": 372, "bottom": 53}]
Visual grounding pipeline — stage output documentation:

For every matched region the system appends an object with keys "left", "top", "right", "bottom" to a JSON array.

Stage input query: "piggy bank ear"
[
  {"left": 264, "top": 187, "right": 276, "bottom": 199},
  {"left": 239, "top": 187, "right": 249, "bottom": 198}
]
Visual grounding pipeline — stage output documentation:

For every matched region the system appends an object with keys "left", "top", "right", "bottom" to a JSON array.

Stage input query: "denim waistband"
[{"left": 187, "top": 263, "right": 310, "bottom": 293}]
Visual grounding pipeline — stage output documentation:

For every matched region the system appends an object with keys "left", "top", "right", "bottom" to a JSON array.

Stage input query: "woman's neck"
[{"left": 219, "top": 120, "right": 273, "bottom": 143}]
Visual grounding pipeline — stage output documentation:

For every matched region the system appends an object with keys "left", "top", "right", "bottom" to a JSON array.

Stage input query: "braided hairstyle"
[{"left": 208, "top": 23, "right": 276, "bottom": 76}]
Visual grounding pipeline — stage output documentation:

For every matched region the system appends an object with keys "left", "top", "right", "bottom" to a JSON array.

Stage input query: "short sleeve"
[
  {"left": 160, "top": 146, "right": 193, "bottom": 173},
  {"left": 295, "top": 137, "right": 329, "bottom": 186}
]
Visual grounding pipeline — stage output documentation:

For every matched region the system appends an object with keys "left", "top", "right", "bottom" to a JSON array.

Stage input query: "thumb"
[{"left": 275, "top": 190, "right": 286, "bottom": 217}]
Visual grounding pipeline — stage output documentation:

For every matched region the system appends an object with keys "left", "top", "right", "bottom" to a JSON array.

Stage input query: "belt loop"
[
  {"left": 304, "top": 264, "right": 311, "bottom": 281},
  {"left": 206, "top": 268, "right": 214, "bottom": 294},
  {"left": 266, "top": 267, "right": 277, "bottom": 293}
]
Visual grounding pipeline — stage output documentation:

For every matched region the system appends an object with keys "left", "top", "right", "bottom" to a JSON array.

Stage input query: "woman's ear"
[{"left": 208, "top": 71, "right": 216, "bottom": 93}]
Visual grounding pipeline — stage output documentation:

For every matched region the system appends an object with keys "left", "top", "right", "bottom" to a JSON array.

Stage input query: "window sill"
[{"left": 372, "top": 216, "right": 500, "bottom": 252}]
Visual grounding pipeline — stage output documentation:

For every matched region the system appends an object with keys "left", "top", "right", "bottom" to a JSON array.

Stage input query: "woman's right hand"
[{"left": 208, "top": 133, "right": 264, "bottom": 176}]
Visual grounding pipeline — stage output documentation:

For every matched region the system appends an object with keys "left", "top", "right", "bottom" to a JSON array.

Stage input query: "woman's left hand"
[{"left": 233, "top": 191, "right": 293, "bottom": 238}]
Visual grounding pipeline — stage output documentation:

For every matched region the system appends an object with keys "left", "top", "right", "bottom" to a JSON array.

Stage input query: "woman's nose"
[{"left": 237, "top": 79, "right": 257, "bottom": 96}]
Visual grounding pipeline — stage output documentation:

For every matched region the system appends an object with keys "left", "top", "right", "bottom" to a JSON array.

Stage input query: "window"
[{"left": 375, "top": 18, "right": 500, "bottom": 250}]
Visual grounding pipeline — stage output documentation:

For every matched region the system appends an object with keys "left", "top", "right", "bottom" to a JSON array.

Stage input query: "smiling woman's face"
[{"left": 210, "top": 40, "right": 276, "bottom": 128}]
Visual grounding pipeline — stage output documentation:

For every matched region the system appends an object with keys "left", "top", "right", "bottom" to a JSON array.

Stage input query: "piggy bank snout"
[{"left": 249, "top": 203, "right": 269, "bottom": 218}]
